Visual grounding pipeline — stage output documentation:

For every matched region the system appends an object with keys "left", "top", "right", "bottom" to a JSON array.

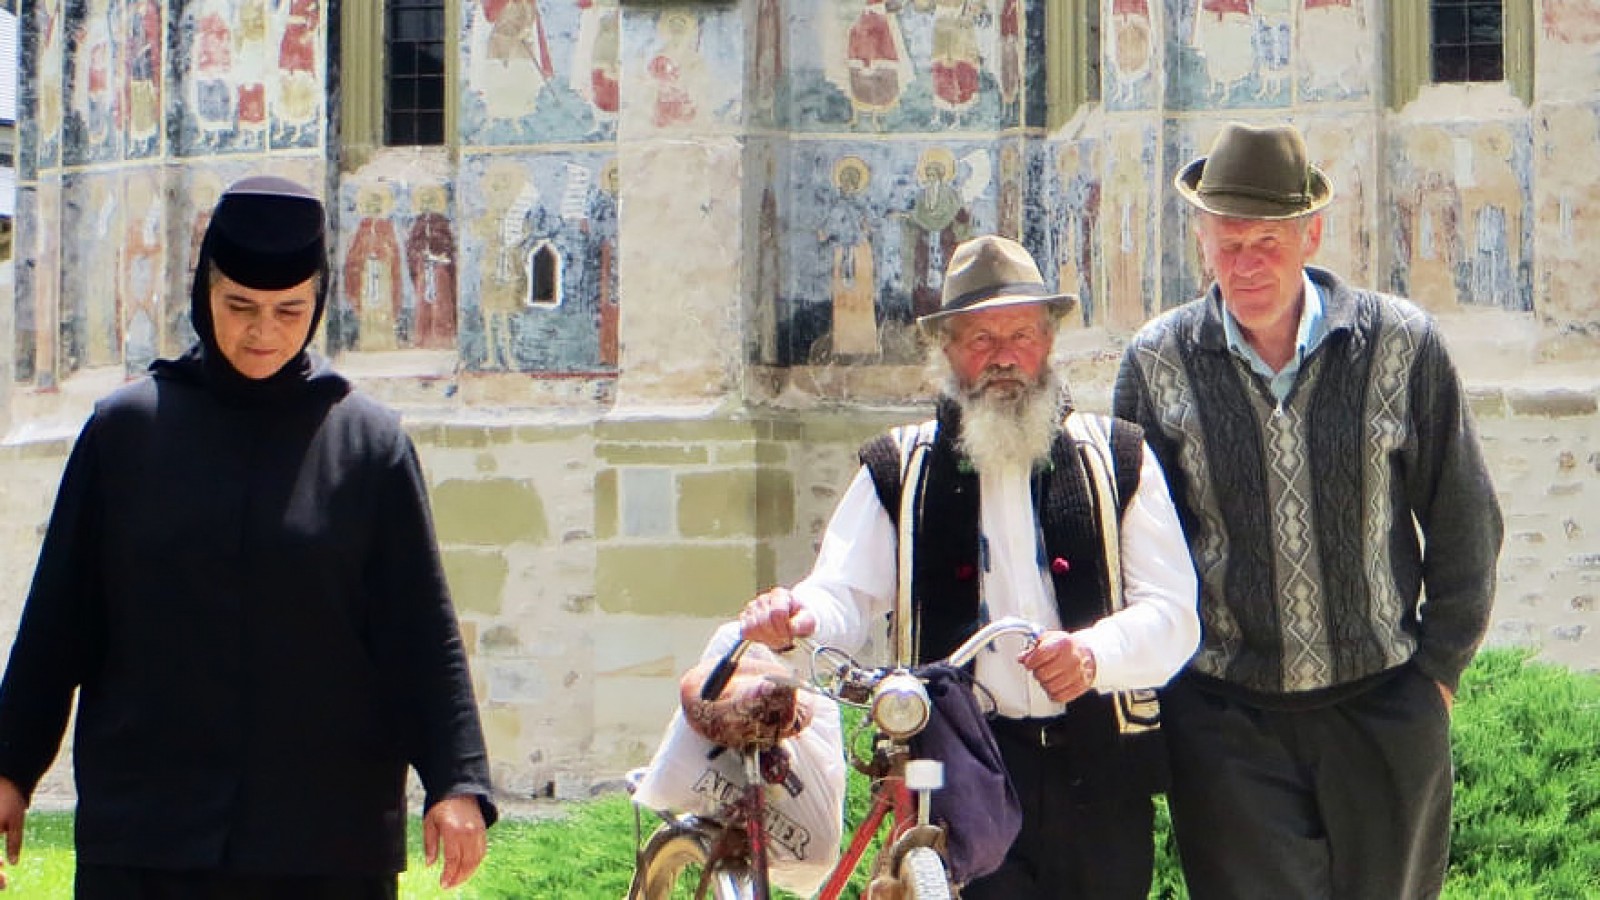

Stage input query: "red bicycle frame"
[{"left": 816, "top": 772, "right": 915, "bottom": 898}]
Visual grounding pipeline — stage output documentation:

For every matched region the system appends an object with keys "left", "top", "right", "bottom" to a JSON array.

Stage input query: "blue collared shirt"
[{"left": 1223, "top": 271, "right": 1327, "bottom": 407}]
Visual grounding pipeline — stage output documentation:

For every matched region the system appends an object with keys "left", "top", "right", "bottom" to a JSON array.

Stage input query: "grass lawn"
[{"left": 3, "top": 650, "right": 1597, "bottom": 898}]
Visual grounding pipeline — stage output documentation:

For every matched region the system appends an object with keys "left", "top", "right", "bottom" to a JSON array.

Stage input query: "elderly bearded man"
[{"left": 740, "top": 235, "right": 1200, "bottom": 898}]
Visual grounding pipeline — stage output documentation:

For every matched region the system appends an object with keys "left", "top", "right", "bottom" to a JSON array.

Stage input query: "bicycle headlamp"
[{"left": 870, "top": 673, "right": 930, "bottom": 740}]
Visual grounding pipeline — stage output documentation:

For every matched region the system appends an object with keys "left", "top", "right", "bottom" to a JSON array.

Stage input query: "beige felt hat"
[{"left": 917, "top": 235, "right": 1077, "bottom": 330}]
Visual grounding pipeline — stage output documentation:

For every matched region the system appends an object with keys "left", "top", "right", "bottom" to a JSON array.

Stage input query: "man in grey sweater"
[{"left": 1113, "top": 122, "right": 1503, "bottom": 900}]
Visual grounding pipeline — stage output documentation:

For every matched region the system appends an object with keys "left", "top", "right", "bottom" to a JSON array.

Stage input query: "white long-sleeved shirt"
[{"left": 791, "top": 442, "right": 1200, "bottom": 719}]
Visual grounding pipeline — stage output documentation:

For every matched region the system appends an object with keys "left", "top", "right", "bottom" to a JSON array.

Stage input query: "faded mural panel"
[
  {"left": 59, "top": 171, "right": 126, "bottom": 374},
  {"left": 63, "top": 0, "right": 124, "bottom": 166},
  {"left": 332, "top": 179, "right": 466, "bottom": 354},
  {"left": 461, "top": 0, "right": 738, "bottom": 143},
  {"left": 782, "top": 140, "right": 1010, "bottom": 366},
  {"left": 792, "top": 0, "right": 1025, "bottom": 133},
  {"left": 121, "top": 171, "right": 167, "bottom": 373},
  {"left": 456, "top": 153, "right": 619, "bottom": 373},
  {"left": 1534, "top": 102, "right": 1600, "bottom": 333},
  {"left": 1389, "top": 123, "right": 1533, "bottom": 313},
  {"left": 1170, "top": 0, "right": 1294, "bottom": 110},
  {"left": 174, "top": 0, "right": 325, "bottom": 155},
  {"left": 1302, "top": 116, "right": 1374, "bottom": 283},
  {"left": 1036, "top": 138, "right": 1104, "bottom": 327},
  {"left": 1296, "top": 0, "right": 1370, "bottom": 103},
  {"left": 1106, "top": 0, "right": 1157, "bottom": 110}
]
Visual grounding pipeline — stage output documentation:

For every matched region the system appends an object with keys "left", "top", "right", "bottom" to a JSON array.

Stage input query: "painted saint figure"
[
  {"left": 650, "top": 12, "right": 701, "bottom": 127},
  {"left": 343, "top": 185, "right": 403, "bottom": 351},
  {"left": 820, "top": 157, "right": 879, "bottom": 358},
  {"left": 234, "top": 0, "right": 271, "bottom": 133},
  {"left": 846, "top": 0, "right": 911, "bottom": 129},
  {"left": 194, "top": 0, "right": 236, "bottom": 135},
  {"left": 277, "top": 0, "right": 322, "bottom": 131},
  {"left": 1192, "top": 0, "right": 1257, "bottom": 95},
  {"left": 930, "top": 0, "right": 981, "bottom": 124},
  {"left": 998, "top": 0, "right": 1023, "bottom": 118},
  {"left": 472, "top": 0, "right": 554, "bottom": 120},
  {"left": 406, "top": 184, "right": 459, "bottom": 349},
  {"left": 125, "top": 0, "right": 162, "bottom": 153},
  {"left": 900, "top": 147, "right": 971, "bottom": 319},
  {"left": 1109, "top": 0, "right": 1154, "bottom": 104},
  {"left": 573, "top": 0, "right": 621, "bottom": 125}
]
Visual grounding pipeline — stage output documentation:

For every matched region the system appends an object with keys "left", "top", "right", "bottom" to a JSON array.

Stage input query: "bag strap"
[{"left": 1063, "top": 412, "right": 1161, "bottom": 734}]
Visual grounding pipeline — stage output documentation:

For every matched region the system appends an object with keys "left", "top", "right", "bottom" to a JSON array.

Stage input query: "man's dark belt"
[{"left": 989, "top": 714, "right": 1073, "bottom": 749}]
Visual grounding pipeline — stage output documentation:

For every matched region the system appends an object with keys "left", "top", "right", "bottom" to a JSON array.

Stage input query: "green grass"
[{"left": 5, "top": 650, "right": 1597, "bottom": 898}]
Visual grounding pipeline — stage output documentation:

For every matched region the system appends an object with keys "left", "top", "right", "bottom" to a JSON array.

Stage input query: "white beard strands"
[{"left": 947, "top": 365, "right": 1065, "bottom": 474}]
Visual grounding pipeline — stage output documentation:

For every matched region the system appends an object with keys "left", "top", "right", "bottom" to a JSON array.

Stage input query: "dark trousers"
[
  {"left": 1164, "top": 666, "right": 1453, "bottom": 900},
  {"left": 962, "top": 718, "right": 1155, "bottom": 900},
  {"left": 75, "top": 864, "right": 398, "bottom": 900}
]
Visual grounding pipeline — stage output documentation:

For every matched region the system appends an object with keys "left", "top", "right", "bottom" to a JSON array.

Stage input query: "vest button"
[{"left": 1051, "top": 557, "right": 1071, "bottom": 574}]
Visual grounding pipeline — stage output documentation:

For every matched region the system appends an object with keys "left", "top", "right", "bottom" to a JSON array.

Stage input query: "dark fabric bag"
[{"left": 907, "top": 662, "right": 1023, "bottom": 885}]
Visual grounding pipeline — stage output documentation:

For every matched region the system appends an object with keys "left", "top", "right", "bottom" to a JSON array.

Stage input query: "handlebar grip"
[{"left": 699, "top": 640, "right": 752, "bottom": 701}]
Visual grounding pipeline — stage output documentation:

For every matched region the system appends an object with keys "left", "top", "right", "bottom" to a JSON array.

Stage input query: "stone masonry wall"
[{"left": 2, "top": 374, "right": 1594, "bottom": 806}]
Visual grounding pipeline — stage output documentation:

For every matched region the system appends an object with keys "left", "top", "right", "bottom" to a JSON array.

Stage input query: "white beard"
[{"left": 933, "top": 358, "right": 1066, "bottom": 473}]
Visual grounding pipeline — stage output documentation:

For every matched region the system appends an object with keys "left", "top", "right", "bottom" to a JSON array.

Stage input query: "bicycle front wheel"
[
  {"left": 898, "top": 846, "right": 952, "bottom": 900},
  {"left": 631, "top": 824, "right": 752, "bottom": 900}
]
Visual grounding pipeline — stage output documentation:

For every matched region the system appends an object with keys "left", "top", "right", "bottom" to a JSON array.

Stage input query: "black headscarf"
[{"left": 153, "top": 175, "right": 332, "bottom": 404}]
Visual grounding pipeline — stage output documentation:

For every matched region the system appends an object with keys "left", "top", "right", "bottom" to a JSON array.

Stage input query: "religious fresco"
[
  {"left": 11, "top": 0, "right": 1596, "bottom": 396},
  {"left": 1168, "top": 0, "right": 1293, "bottom": 109},
  {"left": 1103, "top": 124, "right": 1159, "bottom": 327},
  {"left": 455, "top": 152, "right": 620, "bottom": 373},
  {"left": 21, "top": 0, "right": 68, "bottom": 174},
  {"left": 62, "top": 0, "right": 124, "bottom": 166},
  {"left": 1034, "top": 138, "right": 1104, "bottom": 328},
  {"left": 172, "top": 0, "right": 325, "bottom": 155},
  {"left": 331, "top": 179, "right": 465, "bottom": 354},
  {"left": 782, "top": 140, "right": 1006, "bottom": 366},
  {"left": 121, "top": 171, "right": 167, "bottom": 372},
  {"left": 1297, "top": 0, "right": 1370, "bottom": 102},
  {"left": 792, "top": 0, "right": 1017, "bottom": 133},
  {"left": 463, "top": 0, "right": 739, "bottom": 144},
  {"left": 1540, "top": 0, "right": 1600, "bottom": 103},
  {"left": 1388, "top": 123, "right": 1534, "bottom": 313},
  {"left": 1301, "top": 118, "right": 1373, "bottom": 282},
  {"left": 1106, "top": 0, "right": 1157, "bottom": 110},
  {"left": 1534, "top": 102, "right": 1600, "bottom": 330},
  {"left": 59, "top": 171, "right": 128, "bottom": 375}
]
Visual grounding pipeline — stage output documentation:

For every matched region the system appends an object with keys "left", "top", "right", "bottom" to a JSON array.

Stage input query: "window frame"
[
  {"left": 1046, "top": 0, "right": 1101, "bottom": 130},
  {"left": 1389, "top": 0, "right": 1532, "bottom": 109},
  {"left": 341, "top": 0, "right": 459, "bottom": 165}
]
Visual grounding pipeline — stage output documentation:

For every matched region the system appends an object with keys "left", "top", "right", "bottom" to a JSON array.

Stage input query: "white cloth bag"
[{"left": 633, "top": 623, "right": 847, "bottom": 896}]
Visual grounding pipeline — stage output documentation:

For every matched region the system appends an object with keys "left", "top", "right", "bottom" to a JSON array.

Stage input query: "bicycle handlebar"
[{"left": 700, "top": 615, "right": 1042, "bottom": 703}]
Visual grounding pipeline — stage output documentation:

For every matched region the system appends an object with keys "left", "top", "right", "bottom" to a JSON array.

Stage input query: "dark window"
[
  {"left": 531, "top": 244, "right": 560, "bottom": 306},
  {"left": 1431, "top": 0, "right": 1503, "bottom": 82},
  {"left": 385, "top": 0, "right": 447, "bottom": 145}
]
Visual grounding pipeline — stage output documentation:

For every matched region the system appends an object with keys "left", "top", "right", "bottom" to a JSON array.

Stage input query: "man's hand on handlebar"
[
  {"left": 1018, "top": 630, "right": 1098, "bottom": 704},
  {"left": 738, "top": 587, "right": 818, "bottom": 650}
]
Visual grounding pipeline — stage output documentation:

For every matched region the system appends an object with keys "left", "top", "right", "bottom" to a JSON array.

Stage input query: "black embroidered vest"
[{"left": 860, "top": 399, "right": 1145, "bottom": 664}]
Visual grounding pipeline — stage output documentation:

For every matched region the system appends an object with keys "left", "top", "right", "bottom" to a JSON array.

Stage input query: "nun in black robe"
[{"left": 0, "top": 176, "right": 497, "bottom": 899}]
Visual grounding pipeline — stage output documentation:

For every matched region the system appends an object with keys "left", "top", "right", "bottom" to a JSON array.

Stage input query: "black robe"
[{"left": 0, "top": 353, "right": 496, "bottom": 876}]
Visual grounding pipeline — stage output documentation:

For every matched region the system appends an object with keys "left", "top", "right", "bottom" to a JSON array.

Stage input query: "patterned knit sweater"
[{"left": 1113, "top": 267, "right": 1503, "bottom": 707}]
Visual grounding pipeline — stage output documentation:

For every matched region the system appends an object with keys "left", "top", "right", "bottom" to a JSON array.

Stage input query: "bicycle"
[{"left": 626, "top": 616, "right": 1041, "bottom": 900}]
